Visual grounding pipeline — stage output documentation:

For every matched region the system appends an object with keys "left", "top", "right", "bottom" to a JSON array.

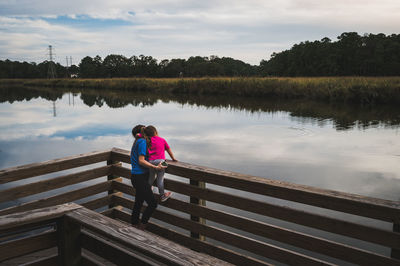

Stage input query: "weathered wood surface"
[
  {"left": 0, "top": 203, "right": 82, "bottom": 233},
  {"left": 113, "top": 193, "right": 399, "bottom": 266},
  {"left": 19, "top": 253, "right": 58, "bottom": 266},
  {"left": 0, "top": 231, "right": 56, "bottom": 261},
  {"left": 57, "top": 216, "right": 81, "bottom": 266},
  {"left": 155, "top": 208, "right": 333, "bottom": 265},
  {"left": 0, "top": 150, "right": 111, "bottom": 184},
  {"left": 110, "top": 147, "right": 131, "bottom": 164},
  {"left": 0, "top": 165, "right": 112, "bottom": 204},
  {"left": 3, "top": 249, "right": 106, "bottom": 266},
  {"left": 66, "top": 207, "right": 233, "bottom": 266},
  {"left": 111, "top": 148, "right": 400, "bottom": 222},
  {"left": 82, "top": 230, "right": 163, "bottom": 266},
  {"left": 111, "top": 194, "right": 332, "bottom": 265},
  {"left": 107, "top": 160, "right": 122, "bottom": 210},
  {"left": 393, "top": 222, "right": 400, "bottom": 260},
  {"left": 81, "top": 253, "right": 108, "bottom": 266},
  {"left": 113, "top": 177, "right": 400, "bottom": 249},
  {"left": 0, "top": 180, "right": 114, "bottom": 216},
  {"left": 81, "top": 193, "right": 115, "bottom": 211},
  {"left": 113, "top": 208, "right": 272, "bottom": 266},
  {"left": 189, "top": 179, "right": 206, "bottom": 240}
]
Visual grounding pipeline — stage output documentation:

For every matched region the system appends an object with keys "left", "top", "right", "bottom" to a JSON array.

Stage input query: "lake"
[
  {"left": 0, "top": 86, "right": 399, "bottom": 264},
  {"left": 1, "top": 86, "right": 399, "bottom": 201}
]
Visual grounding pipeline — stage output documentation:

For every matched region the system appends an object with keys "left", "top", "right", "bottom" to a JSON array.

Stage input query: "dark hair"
[
  {"left": 143, "top": 125, "right": 158, "bottom": 150},
  {"left": 144, "top": 125, "right": 157, "bottom": 137},
  {"left": 131, "top": 124, "right": 145, "bottom": 155},
  {"left": 132, "top": 124, "right": 145, "bottom": 137}
]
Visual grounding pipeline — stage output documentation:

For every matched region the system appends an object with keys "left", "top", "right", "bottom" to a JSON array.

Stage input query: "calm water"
[
  {"left": 1, "top": 87, "right": 399, "bottom": 201},
  {"left": 1, "top": 86, "right": 400, "bottom": 264}
]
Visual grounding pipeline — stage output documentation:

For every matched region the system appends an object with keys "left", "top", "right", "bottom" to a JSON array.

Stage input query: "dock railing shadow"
[{"left": 0, "top": 147, "right": 399, "bottom": 265}]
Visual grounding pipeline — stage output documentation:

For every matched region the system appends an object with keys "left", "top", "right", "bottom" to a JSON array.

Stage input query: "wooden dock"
[{"left": 0, "top": 147, "right": 400, "bottom": 265}]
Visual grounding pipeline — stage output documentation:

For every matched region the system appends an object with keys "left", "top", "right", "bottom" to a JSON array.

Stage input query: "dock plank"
[
  {"left": 0, "top": 203, "right": 82, "bottom": 233},
  {"left": 66, "top": 207, "right": 233, "bottom": 266}
]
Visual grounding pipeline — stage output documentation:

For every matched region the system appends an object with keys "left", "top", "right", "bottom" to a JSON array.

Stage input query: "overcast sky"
[{"left": 1, "top": 0, "right": 399, "bottom": 65}]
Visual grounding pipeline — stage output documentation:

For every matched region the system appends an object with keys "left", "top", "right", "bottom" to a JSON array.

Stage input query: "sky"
[{"left": 0, "top": 0, "right": 399, "bottom": 65}]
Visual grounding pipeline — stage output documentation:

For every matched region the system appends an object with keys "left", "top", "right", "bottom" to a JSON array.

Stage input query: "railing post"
[
  {"left": 57, "top": 217, "right": 81, "bottom": 266},
  {"left": 190, "top": 179, "right": 206, "bottom": 241},
  {"left": 107, "top": 159, "right": 120, "bottom": 209},
  {"left": 392, "top": 221, "right": 400, "bottom": 259}
]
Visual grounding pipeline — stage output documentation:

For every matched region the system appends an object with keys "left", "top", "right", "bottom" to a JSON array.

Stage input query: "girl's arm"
[
  {"left": 138, "top": 155, "right": 166, "bottom": 170},
  {"left": 166, "top": 148, "right": 178, "bottom": 161}
]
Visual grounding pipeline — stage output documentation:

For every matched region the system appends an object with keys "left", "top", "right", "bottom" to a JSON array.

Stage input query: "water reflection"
[
  {"left": 0, "top": 86, "right": 399, "bottom": 203},
  {"left": 1, "top": 86, "right": 399, "bottom": 264},
  {"left": 1, "top": 86, "right": 399, "bottom": 131}
]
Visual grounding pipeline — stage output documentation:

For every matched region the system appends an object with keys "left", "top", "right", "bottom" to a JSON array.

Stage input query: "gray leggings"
[{"left": 148, "top": 159, "right": 166, "bottom": 195}]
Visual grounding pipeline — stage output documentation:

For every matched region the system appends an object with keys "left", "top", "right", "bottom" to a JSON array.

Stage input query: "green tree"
[{"left": 79, "top": 56, "right": 103, "bottom": 78}]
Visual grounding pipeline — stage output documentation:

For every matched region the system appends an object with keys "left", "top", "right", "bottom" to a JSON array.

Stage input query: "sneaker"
[
  {"left": 132, "top": 222, "right": 147, "bottom": 230},
  {"left": 160, "top": 191, "right": 172, "bottom": 202}
]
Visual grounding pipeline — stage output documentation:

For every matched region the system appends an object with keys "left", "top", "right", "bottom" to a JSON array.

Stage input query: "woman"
[{"left": 130, "top": 124, "right": 165, "bottom": 230}]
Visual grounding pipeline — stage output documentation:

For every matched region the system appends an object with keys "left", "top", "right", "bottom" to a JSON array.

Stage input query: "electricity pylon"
[{"left": 47, "top": 45, "right": 57, "bottom": 79}]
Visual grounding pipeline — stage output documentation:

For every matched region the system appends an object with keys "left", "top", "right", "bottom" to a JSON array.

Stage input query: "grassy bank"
[{"left": 1, "top": 77, "right": 400, "bottom": 104}]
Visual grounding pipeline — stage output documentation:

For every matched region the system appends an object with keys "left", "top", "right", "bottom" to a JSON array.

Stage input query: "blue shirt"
[{"left": 130, "top": 138, "right": 148, "bottom": 174}]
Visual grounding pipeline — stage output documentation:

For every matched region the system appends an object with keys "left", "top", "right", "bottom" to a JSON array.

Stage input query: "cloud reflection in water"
[{"left": 0, "top": 92, "right": 399, "bottom": 202}]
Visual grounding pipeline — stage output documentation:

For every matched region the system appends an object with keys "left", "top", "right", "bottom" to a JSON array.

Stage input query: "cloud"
[{"left": 0, "top": 0, "right": 399, "bottom": 64}]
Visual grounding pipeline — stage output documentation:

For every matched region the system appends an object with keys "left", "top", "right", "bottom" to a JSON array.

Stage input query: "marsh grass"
[{"left": 1, "top": 76, "right": 400, "bottom": 104}]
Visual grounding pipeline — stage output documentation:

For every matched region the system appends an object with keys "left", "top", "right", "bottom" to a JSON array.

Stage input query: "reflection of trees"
[
  {"left": 1, "top": 87, "right": 399, "bottom": 131},
  {"left": 81, "top": 94, "right": 105, "bottom": 107},
  {"left": 0, "top": 87, "right": 63, "bottom": 103}
]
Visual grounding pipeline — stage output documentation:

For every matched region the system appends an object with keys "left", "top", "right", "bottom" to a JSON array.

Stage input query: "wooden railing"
[
  {"left": 0, "top": 203, "right": 228, "bottom": 265},
  {"left": 1, "top": 147, "right": 400, "bottom": 265}
]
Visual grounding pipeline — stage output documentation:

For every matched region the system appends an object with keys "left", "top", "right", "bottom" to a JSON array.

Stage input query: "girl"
[
  {"left": 143, "top": 125, "right": 177, "bottom": 202},
  {"left": 130, "top": 124, "right": 165, "bottom": 229}
]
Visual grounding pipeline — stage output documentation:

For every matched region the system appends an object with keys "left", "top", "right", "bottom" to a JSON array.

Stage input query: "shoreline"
[{"left": 1, "top": 76, "right": 400, "bottom": 104}]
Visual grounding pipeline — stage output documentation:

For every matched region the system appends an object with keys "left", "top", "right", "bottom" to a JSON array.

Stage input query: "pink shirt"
[{"left": 148, "top": 136, "right": 170, "bottom": 161}]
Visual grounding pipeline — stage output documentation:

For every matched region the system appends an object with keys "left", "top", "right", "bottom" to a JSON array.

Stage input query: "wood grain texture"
[
  {"left": 66, "top": 207, "right": 233, "bottom": 266},
  {"left": 0, "top": 231, "right": 56, "bottom": 261},
  {"left": 113, "top": 194, "right": 400, "bottom": 266},
  {"left": 0, "top": 150, "right": 111, "bottom": 184},
  {"left": 110, "top": 150, "right": 400, "bottom": 222},
  {"left": 82, "top": 230, "right": 164, "bottom": 266},
  {"left": 81, "top": 194, "right": 114, "bottom": 211},
  {"left": 167, "top": 178, "right": 400, "bottom": 249},
  {"left": 113, "top": 208, "right": 272, "bottom": 266},
  {"left": 0, "top": 165, "right": 112, "bottom": 204},
  {"left": 0, "top": 203, "right": 82, "bottom": 232},
  {"left": 109, "top": 194, "right": 332, "bottom": 266},
  {"left": 112, "top": 177, "right": 400, "bottom": 249},
  {"left": 0, "top": 180, "right": 113, "bottom": 216},
  {"left": 57, "top": 216, "right": 81, "bottom": 266},
  {"left": 19, "top": 254, "right": 58, "bottom": 266},
  {"left": 392, "top": 222, "right": 400, "bottom": 260}
]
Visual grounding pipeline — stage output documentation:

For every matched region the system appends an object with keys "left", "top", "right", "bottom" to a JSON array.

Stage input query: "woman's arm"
[
  {"left": 138, "top": 155, "right": 166, "bottom": 170},
  {"left": 166, "top": 148, "right": 177, "bottom": 161}
]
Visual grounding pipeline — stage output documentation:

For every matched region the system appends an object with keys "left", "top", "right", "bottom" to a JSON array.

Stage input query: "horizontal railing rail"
[
  {"left": 110, "top": 147, "right": 400, "bottom": 266},
  {"left": 0, "top": 150, "right": 118, "bottom": 218},
  {"left": 0, "top": 147, "right": 399, "bottom": 265},
  {"left": 111, "top": 146, "right": 400, "bottom": 221},
  {"left": 0, "top": 203, "right": 231, "bottom": 266},
  {"left": 0, "top": 150, "right": 111, "bottom": 185}
]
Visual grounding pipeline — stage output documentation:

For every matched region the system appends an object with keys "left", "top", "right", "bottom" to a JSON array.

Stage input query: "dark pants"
[{"left": 131, "top": 172, "right": 158, "bottom": 225}]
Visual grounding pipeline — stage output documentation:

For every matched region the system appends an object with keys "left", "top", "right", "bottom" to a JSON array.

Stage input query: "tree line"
[
  {"left": 260, "top": 32, "right": 400, "bottom": 76},
  {"left": 1, "top": 32, "right": 399, "bottom": 78}
]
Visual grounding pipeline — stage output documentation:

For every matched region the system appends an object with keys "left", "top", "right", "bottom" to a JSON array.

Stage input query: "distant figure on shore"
[
  {"left": 144, "top": 125, "right": 178, "bottom": 202},
  {"left": 130, "top": 124, "right": 166, "bottom": 230}
]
